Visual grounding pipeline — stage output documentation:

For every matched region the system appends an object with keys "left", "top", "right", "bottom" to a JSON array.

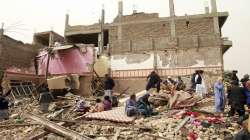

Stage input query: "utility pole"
[{"left": 0, "top": 23, "right": 4, "bottom": 40}]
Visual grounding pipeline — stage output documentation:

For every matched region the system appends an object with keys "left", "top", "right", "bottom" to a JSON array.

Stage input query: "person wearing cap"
[
  {"left": 228, "top": 81, "right": 246, "bottom": 117},
  {"left": 241, "top": 74, "right": 249, "bottom": 88},
  {"left": 214, "top": 77, "right": 225, "bottom": 115}
]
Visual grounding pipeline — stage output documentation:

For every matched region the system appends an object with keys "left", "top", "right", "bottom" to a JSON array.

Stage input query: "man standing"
[
  {"left": 231, "top": 70, "right": 239, "bottom": 85},
  {"left": 214, "top": 77, "right": 225, "bottom": 115},
  {"left": 228, "top": 81, "right": 246, "bottom": 118},
  {"left": 104, "top": 74, "right": 115, "bottom": 100},
  {"left": 241, "top": 74, "right": 249, "bottom": 88},
  {"left": 0, "top": 90, "right": 9, "bottom": 121},
  {"left": 191, "top": 70, "right": 199, "bottom": 90},
  {"left": 38, "top": 87, "right": 54, "bottom": 113},
  {"left": 146, "top": 71, "right": 161, "bottom": 94}
]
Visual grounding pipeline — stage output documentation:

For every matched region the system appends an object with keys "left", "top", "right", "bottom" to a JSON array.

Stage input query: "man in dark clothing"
[
  {"left": 228, "top": 81, "right": 246, "bottom": 117},
  {"left": 39, "top": 87, "right": 54, "bottom": 113},
  {"left": 0, "top": 87, "right": 10, "bottom": 121},
  {"left": 241, "top": 74, "right": 249, "bottom": 88},
  {"left": 146, "top": 71, "right": 161, "bottom": 94},
  {"left": 137, "top": 93, "right": 153, "bottom": 117},
  {"left": 231, "top": 70, "right": 239, "bottom": 85},
  {"left": 191, "top": 70, "right": 203, "bottom": 90},
  {"left": 104, "top": 74, "right": 115, "bottom": 101},
  {"left": 0, "top": 94, "right": 9, "bottom": 121}
]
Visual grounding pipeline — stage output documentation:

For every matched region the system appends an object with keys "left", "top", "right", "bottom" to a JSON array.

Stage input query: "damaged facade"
[
  {"left": 64, "top": 0, "right": 232, "bottom": 92},
  {"left": 0, "top": 29, "right": 42, "bottom": 96}
]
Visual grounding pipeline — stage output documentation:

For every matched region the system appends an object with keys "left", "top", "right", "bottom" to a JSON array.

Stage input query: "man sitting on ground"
[
  {"left": 125, "top": 94, "right": 137, "bottom": 117},
  {"left": 94, "top": 98, "right": 104, "bottom": 112},
  {"left": 137, "top": 93, "right": 154, "bottom": 117},
  {"left": 103, "top": 96, "right": 112, "bottom": 111},
  {"left": 76, "top": 98, "right": 89, "bottom": 113}
]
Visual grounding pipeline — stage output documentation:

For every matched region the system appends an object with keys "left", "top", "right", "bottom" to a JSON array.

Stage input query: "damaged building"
[
  {"left": 0, "top": 28, "right": 42, "bottom": 98},
  {"left": 64, "top": 0, "right": 232, "bottom": 93}
]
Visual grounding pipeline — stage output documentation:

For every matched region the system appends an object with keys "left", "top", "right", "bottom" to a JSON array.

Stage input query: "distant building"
[{"left": 64, "top": 0, "right": 232, "bottom": 92}]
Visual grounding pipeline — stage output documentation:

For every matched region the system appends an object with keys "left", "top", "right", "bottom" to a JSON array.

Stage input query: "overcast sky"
[{"left": 0, "top": 0, "right": 249, "bottom": 77}]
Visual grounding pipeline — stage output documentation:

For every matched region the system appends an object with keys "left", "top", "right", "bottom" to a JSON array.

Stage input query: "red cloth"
[
  {"left": 185, "top": 111, "right": 200, "bottom": 117},
  {"left": 188, "top": 132, "right": 198, "bottom": 140}
]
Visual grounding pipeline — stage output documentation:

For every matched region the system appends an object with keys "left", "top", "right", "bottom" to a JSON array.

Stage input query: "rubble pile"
[{"left": 0, "top": 91, "right": 244, "bottom": 140}]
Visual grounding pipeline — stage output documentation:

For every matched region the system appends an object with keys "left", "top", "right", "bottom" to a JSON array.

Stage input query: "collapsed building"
[
  {"left": 64, "top": 0, "right": 232, "bottom": 93},
  {"left": 0, "top": 28, "right": 42, "bottom": 98}
]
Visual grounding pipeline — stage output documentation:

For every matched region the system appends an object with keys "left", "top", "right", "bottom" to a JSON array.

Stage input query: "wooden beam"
[
  {"left": 0, "top": 123, "right": 40, "bottom": 128},
  {"left": 25, "top": 113, "right": 92, "bottom": 140},
  {"left": 28, "top": 114, "right": 87, "bottom": 140}
]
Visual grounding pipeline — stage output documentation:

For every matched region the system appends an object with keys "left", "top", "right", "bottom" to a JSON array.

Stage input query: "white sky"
[{"left": 0, "top": 0, "right": 249, "bottom": 77}]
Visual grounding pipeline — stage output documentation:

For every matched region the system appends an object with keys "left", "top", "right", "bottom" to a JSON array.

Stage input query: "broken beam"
[
  {"left": 25, "top": 113, "right": 92, "bottom": 140},
  {"left": 0, "top": 123, "right": 40, "bottom": 128}
]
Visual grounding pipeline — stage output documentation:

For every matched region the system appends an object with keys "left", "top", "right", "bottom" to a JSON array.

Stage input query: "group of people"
[
  {"left": 145, "top": 71, "right": 187, "bottom": 95},
  {"left": 213, "top": 71, "right": 250, "bottom": 139},
  {"left": 76, "top": 74, "right": 116, "bottom": 113},
  {"left": 214, "top": 72, "right": 250, "bottom": 117},
  {"left": 125, "top": 93, "right": 155, "bottom": 117}
]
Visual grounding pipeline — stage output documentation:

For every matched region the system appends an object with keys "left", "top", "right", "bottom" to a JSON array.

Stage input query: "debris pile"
[{"left": 0, "top": 89, "right": 244, "bottom": 140}]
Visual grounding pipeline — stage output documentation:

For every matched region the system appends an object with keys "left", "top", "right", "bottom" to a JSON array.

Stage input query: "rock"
[{"left": 10, "top": 113, "right": 19, "bottom": 119}]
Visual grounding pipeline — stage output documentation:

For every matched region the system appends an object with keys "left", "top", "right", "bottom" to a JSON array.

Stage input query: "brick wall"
[
  {"left": 113, "top": 13, "right": 159, "bottom": 23},
  {"left": 0, "top": 35, "right": 40, "bottom": 71},
  {"left": 175, "top": 17, "right": 214, "bottom": 36},
  {"left": 110, "top": 16, "right": 217, "bottom": 53}
]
